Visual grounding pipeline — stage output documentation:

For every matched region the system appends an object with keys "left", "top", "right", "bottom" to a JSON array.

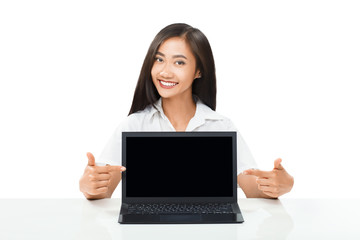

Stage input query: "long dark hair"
[{"left": 128, "top": 23, "right": 217, "bottom": 115}]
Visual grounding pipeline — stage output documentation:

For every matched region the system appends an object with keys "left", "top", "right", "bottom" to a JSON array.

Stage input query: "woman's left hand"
[{"left": 243, "top": 158, "right": 294, "bottom": 198}]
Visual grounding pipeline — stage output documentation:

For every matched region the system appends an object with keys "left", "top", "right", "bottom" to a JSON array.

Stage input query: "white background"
[{"left": 0, "top": 0, "right": 359, "bottom": 198}]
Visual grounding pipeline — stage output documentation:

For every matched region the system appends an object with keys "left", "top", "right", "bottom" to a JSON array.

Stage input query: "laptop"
[{"left": 118, "top": 131, "right": 244, "bottom": 224}]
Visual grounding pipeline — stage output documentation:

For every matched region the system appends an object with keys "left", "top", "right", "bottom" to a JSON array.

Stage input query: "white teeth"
[{"left": 160, "top": 80, "right": 177, "bottom": 87}]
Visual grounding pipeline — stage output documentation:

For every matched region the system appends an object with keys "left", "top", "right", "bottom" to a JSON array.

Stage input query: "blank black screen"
[{"left": 125, "top": 136, "right": 233, "bottom": 197}]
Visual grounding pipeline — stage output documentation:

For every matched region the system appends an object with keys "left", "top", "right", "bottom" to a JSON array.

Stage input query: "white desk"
[{"left": 0, "top": 198, "right": 359, "bottom": 239}]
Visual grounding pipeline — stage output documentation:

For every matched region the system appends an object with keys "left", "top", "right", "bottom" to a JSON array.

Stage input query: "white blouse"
[{"left": 98, "top": 97, "right": 257, "bottom": 173}]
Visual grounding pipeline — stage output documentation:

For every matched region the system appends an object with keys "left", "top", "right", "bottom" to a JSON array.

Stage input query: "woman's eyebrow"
[{"left": 156, "top": 52, "right": 187, "bottom": 59}]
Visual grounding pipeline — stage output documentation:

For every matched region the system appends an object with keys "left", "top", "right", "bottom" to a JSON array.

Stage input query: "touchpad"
[{"left": 160, "top": 214, "right": 201, "bottom": 222}]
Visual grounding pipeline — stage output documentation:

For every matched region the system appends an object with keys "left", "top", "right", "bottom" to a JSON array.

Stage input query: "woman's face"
[{"left": 151, "top": 37, "right": 200, "bottom": 100}]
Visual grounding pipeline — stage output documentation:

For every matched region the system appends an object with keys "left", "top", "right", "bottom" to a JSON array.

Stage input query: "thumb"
[
  {"left": 87, "top": 152, "right": 95, "bottom": 166},
  {"left": 274, "top": 158, "right": 284, "bottom": 170}
]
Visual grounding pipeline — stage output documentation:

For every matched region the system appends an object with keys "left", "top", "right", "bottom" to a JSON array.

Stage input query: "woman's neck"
[{"left": 162, "top": 94, "right": 196, "bottom": 131}]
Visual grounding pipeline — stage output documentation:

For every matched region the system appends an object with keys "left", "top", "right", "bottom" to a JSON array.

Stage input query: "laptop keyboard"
[{"left": 127, "top": 203, "right": 233, "bottom": 215}]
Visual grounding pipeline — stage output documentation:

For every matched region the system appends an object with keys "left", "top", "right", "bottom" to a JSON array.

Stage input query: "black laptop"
[{"left": 118, "top": 131, "right": 244, "bottom": 224}]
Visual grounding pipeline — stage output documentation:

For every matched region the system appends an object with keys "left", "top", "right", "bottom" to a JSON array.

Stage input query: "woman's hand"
[
  {"left": 243, "top": 158, "right": 294, "bottom": 198},
  {"left": 79, "top": 152, "right": 125, "bottom": 199}
]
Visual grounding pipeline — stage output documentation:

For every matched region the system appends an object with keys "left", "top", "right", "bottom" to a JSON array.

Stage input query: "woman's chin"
[{"left": 156, "top": 89, "right": 176, "bottom": 99}]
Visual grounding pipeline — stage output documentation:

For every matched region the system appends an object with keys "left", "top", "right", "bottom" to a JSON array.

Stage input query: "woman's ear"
[{"left": 194, "top": 70, "right": 201, "bottom": 79}]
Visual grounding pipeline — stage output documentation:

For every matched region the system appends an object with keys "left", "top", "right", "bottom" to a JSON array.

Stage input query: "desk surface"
[{"left": 0, "top": 198, "right": 359, "bottom": 240}]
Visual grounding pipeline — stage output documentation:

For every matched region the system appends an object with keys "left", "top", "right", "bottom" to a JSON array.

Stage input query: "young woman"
[{"left": 79, "top": 23, "right": 294, "bottom": 200}]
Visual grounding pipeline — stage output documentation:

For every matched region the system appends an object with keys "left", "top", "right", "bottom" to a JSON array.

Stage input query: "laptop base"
[{"left": 119, "top": 212, "right": 244, "bottom": 224}]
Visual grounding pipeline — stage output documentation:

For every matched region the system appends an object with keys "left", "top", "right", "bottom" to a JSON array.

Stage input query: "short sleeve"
[
  {"left": 97, "top": 123, "right": 122, "bottom": 166},
  {"left": 97, "top": 114, "right": 137, "bottom": 166},
  {"left": 236, "top": 131, "right": 258, "bottom": 173},
  {"left": 222, "top": 118, "right": 258, "bottom": 173},
  {"left": 97, "top": 108, "right": 151, "bottom": 166}
]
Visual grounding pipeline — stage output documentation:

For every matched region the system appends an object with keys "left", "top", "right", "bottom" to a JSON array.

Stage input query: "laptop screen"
[{"left": 122, "top": 132, "right": 236, "bottom": 199}]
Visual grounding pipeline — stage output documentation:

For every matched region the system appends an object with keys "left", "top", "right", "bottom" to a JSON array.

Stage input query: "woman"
[{"left": 79, "top": 23, "right": 294, "bottom": 200}]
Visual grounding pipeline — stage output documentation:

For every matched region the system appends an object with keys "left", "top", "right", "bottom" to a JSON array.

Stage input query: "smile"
[{"left": 159, "top": 80, "right": 178, "bottom": 88}]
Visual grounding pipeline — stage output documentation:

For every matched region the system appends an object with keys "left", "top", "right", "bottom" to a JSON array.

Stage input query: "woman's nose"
[
  {"left": 159, "top": 71, "right": 171, "bottom": 78},
  {"left": 159, "top": 63, "right": 173, "bottom": 78}
]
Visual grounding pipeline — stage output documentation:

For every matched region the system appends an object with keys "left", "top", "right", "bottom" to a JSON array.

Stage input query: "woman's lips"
[{"left": 159, "top": 79, "right": 178, "bottom": 89}]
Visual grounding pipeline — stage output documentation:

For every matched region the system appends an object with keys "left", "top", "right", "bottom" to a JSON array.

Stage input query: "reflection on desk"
[{"left": 0, "top": 198, "right": 359, "bottom": 239}]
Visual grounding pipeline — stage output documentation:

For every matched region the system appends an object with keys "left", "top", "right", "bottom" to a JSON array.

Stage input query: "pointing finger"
[
  {"left": 107, "top": 165, "right": 126, "bottom": 172},
  {"left": 92, "top": 165, "right": 126, "bottom": 173},
  {"left": 243, "top": 169, "right": 274, "bottom": 178}
]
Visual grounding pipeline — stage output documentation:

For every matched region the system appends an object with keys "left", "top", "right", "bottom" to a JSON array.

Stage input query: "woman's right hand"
[{"left": 79, "top": 152, "right": 126, "bottom": 199}]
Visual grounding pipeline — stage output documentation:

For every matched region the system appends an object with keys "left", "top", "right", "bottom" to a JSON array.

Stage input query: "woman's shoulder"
[
  {"left": 196, "top": 101, "right": 238, "bottom": 131},
  {"left": 121, "top": 104, "right": 156, "bottom": 131}
]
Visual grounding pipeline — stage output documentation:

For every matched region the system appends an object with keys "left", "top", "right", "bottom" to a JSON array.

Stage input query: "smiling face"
[{"left": 151, "top": 37, "right": 200, "bottom": 101}]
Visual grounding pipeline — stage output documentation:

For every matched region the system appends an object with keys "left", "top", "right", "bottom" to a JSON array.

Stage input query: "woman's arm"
[{"left": 238, "top": 158, "right": 294, "bottom": 199}]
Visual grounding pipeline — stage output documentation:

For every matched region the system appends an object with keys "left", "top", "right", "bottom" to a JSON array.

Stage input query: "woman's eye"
[
  {"left": 155, "top": 57, "right": 163, "bottom": 62},
  {"left": 175, "top": 61, "right": 185, "bottom": 65}
]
